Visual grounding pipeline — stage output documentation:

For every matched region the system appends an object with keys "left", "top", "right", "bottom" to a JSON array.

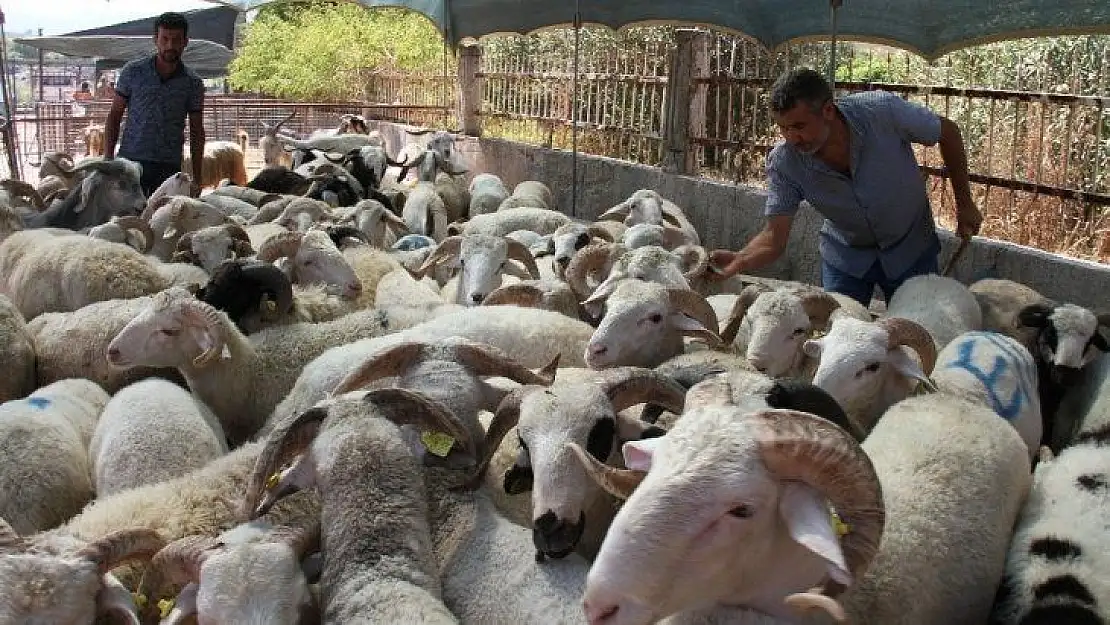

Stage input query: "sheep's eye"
[
  {"left": 728, "top": 504, "right": 753, "bottom": 518},
  {"left": 649, "top": 313, "right": 663, "bottom": 324},
  {"left": 857, "top": 362, "right": 881, "bottom": 378},
  {"left": 161, "top": 327, "right": 180, "bottom": 336},
  {"left": 792, "top": 328, "right": 807, "bottom": 336}
]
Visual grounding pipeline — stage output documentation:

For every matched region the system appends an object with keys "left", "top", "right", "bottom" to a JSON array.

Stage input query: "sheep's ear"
[
  {"left": 888, "top": 346, "right": 934, "bottom": 390},
  {"left": 77, "top": 175, "right": 97, "bottom": 212},
  {"left": 779, "top": 482, "right": 852, "bottom": 587},
  {"left": 621, "top": 437, "right": 662, "bottom": 472},
  {"left": 1017, "top": 303, "right": 1054, "bottom": 329}
]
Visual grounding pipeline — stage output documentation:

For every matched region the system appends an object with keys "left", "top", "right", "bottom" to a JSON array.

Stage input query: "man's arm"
[
  {"left": 938, "top": 116, "right": 982, "bottom": 237},
  {"left": 710, "top": 215, "right": 793, "bottom": 278},
  {"left": 187, "top": 109, "right": 206, "bottom": 194},
  {"left": 102, "top": 93, "right": 128, "bottom": 159}
]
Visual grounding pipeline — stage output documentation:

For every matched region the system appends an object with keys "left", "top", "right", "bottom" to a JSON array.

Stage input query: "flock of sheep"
[{"left": 0, "top": 112, "right": 1107, "bottom": 625}]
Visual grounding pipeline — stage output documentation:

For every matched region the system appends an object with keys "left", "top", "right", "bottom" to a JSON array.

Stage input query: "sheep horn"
[
  {"left": 328, "top": 341, "right": 429, "bottom": 397},
  {"left": 666, "top": 288, "right": 723, "bottom": 347},
  {"left": 783, "top": 591, "right": 848, "bottom": 623},
  {"left": 365, "top": 387, "right": 478, "bottom": 469},
  {"left": 142, "top": 194, "right": 176, "bottom": 221},
  {"left": 460, "top": 385, "right": 539, "bottom": 490},
  {"left": 0, "top": 179, "right": 45, "bottom": 208},
  {"left": 325, "top": 225, "right": 369, "bottom": 248},
  {"left": 223, "top": 222, "right": 252, "bottom": 244},
  {"left": 136, "top": 534, "right": 219, "bottom": 619},
  {"left": 568, "top": 441, "right": 646, "bottom": 500},
  {"left": 113, "top": 216, "right": 155, "bottom": 254},
  {"left": 675, "top": 245, "right": 709, "bottom": 281},
  {"left": 585, "top": 224, "right": 615, "bottom": 242},
  {"left": 383, "top": 209, "right": 411, "bottom": 231},
  {"left": 180, "top": 300, "right": 229, "bottom": 368},
  {"left": 385, "top": 154, "right": 409, "bottom": 167},
  {"left": 243, "top": 406, "right": 329, "bottom": 520},
  {"left": 174, "top": 231, "right": 197, "bottom": 255},
  {"left": 597, "top": 367, "right": 687, "bottom": 415},
  {"left": 720, "top": 283, "right": 771, "bottom": 345},
  {"left": 76, "top": 529, "right": 166, "bottom": 576},
  {"left": 256, "top": 231, "right": 306, "bottom": 262},
  {"left": 597, "top": 201, "right": 631, "bottom": 222},
  {"left": 0, "top": 516, "right": 24, "bottom": 552},
  {"left": 482, "top": 283, "right": 545, "bottom": 308},
  {"left": 754, "top": 408, "right": 885, "bottom": 596},
  {"left": 271, "top": 110, "right": 296, "bottom": 136},
  {"left": 416, "top": 236, "right": 463, "bottom": 276},
  {"left": 504, "top": 238, "right": 541, "bottom": 279},
  {"left": 794, "top": 288, "right": 842, "bottom": 329},
  {"left": 268, "top": 521, "right": 322, "bottom": 560},
  {"left": 240, "top": 262, "right": 295, "bottom": 315},
  {"left": 397, "top": 152, "right": 427, "bottom": 181},
  {"left": 564, "top": 242, "right": 621, "bottom": 301},
  {"left": 875, "top": 317, "right": 937, "bottom": 375},
  {"left": 453, "top": 340, "right": 559, "bottom": 386}
]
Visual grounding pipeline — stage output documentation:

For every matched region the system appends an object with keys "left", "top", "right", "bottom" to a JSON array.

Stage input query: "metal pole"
[
  {"left": 571, "top": 0, "right": 581, "bottom": 219},
  {"left": 828, "top": 0, "right": 842, "bottom": 87},
  {"left": 0, "top": 7, "right": 24, "bottom": 180},
  {"left": 37, "top": 28, "right": 44, "bottom": 101}
]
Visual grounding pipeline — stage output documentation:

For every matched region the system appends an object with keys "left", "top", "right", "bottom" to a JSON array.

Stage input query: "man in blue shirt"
[
  {"left": 709, "top": 68, "right": 982, "bottom": 305},
  {"left": 103, "top": 12, "right": 205, "bottom": 197}
]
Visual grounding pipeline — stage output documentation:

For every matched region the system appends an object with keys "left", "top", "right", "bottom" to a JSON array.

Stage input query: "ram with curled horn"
[{"left": 417, "top": 234, "right": 541, "bottom": 307}]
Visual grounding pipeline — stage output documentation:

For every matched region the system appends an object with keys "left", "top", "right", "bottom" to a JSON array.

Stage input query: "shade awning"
[
  {"left": 206, "top": 0, "right": 1110, "bottom": 61},
  {"left": 12, "top": 36, "right": 235, "bottom": 79}
]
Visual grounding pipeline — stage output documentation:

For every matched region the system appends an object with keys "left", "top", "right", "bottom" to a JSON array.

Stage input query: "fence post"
[
  {"left": 457, "top": 42, "right": 482, "bottom": 136},
  {"left": 662, "top": 29, "right": 709, "bottom": 175}
]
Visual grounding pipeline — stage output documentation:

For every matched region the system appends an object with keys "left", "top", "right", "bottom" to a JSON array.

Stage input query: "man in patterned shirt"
[
  {"left": 709, "top": 68, "right": 983, "bottom": 305},
  {"left": 103, "top": 12, "right": 205, "bottom": 197}
]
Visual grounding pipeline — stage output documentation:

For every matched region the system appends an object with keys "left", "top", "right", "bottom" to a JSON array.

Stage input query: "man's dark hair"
[
  {"left": 770, "top": 68, "right": 833, "bottom": 114},
  {"left": 154, "top": 12, "right": 190, "bottom": 38}
]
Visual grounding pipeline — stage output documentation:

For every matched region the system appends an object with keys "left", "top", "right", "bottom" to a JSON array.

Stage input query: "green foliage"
[{"left": 228, "top": 3, "right": 448, "bottom": 101}]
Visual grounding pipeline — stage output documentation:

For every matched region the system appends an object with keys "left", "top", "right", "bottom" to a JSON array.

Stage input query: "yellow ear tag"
[
  {"left": 158, "top": 598, "right": 176, "bottom": 619},
  {"left": 829, "top": 507, "right": 851, "bottom": 539},
  {"left": 266, "top": 471, "right": 281, "bottom": 490},
  {"left": 421, "top": 431, "right": 456, "bottom": 458},
  {"left": 132, "top": 593, "right": 147, "bottom": 611}
]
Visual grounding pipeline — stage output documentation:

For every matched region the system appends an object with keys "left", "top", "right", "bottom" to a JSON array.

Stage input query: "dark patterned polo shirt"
[{"left": 115, "top": 54, "right": 205, "bottom": 165}]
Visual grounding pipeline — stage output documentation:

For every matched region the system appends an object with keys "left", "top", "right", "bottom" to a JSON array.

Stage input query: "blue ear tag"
[{"left": 26, "top": 397, "right": 51, "bottom": 410}]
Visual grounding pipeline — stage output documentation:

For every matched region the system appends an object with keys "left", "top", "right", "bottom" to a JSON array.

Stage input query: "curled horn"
[
  {"left": 666, "top": 288, "right": 723, "bottom": 347},
  {"left": 504, "top": 238, "right": 541, "bottom": 279},
  {"left": 240, "top": 262, "right": 295, "bottom": 316},
  {"left": 180, "top": 300, "right": 229, "bottom": 368},
  {"left": 0, "top": 516, "right": 25, "bottom": 552},
  {"left": 453, "top": 340, "right": 559, "bottom": 386},
  {"left": 257, "top": 231, "right": 305, "bottom": 262},
  {"left": 597, "top": 367, "right": 687, "bottom": 415},
  {"left": 564, "top": 242, "right": 622, "bottom": 300},
  {"left": 720, "top": 283, "right": 772, "bottom": 344},
  {"left": 224, "top": 223, "right": 255, "bottom": 258},
  {"left": 875, "top": 317, "right": 937, "bottom": 375},
  {"left": 794, "top": 288, "right": 842, "bottom": 329},
  {"left": 482, "top": 283, "right": 546, "bottom": 308},
  {"left": 112, "top": 216, "right": 155, "bottom": 254},
  {"left": 385, "top": 154, "right": 409, "bottom": 167},
  {"left": 0, "top": 179, "right": 45, "bottom": 208},
  {"left": 171, "top": 231, "right": 199, "bottom": 265},
  {"left": 754, "top": 409, "right": 885, "bottom": 596},
  {"left": 76, "top": 529, "right": 167, "bottom": 575},
  {"left": 675, "top": 245, "right": 709, "bottom": 281},
  {"left": 269, "top": 110, "right": 297, "bottom": 137},
  {"left": 397, "top": 151, "right": 427, "bottom": 181},
  {"left": 243, "top": 406, "right": 330, "bottom": 520},
  {"left": 366, "top": 388, "right": 477, "bottom": 463},
  {"left": 325, "top": 224, "right": 370, "bottom": 248},
  {"left": 460, "top": 385, "right": 539, "bottom": 489},
  {"left": 568, "top": 441, "right": 646, "bottom": 500},
  {"left": 416, "top": 236, "right": 463, "bottom": 276},
  {"left": 329, "top": 342, "right": 429, "bottom": 397},
  {"left": 136, "top": 534, "right": 220, "bottom": 621},
  {"left": 597, "top": 200, "right": 631, "bottom": 222},
  {"left": 141, "top": 194, "right": 175, "bottom": 221},
  {"left": 586, "top": 224, "right": 615, "bottom": 242}
]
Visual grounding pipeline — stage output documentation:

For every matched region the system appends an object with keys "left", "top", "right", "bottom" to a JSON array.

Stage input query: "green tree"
[{"left": 228, "top": 3, "right": 448, "bottom": 101}]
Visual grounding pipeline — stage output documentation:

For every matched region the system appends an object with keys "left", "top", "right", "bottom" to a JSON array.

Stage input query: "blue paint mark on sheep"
[
  {"left": 942, "top": 331, "right": 1034, "bottom": 421},
  {"left": 25, "top": 397, "right": 51, "bottom": 409}
]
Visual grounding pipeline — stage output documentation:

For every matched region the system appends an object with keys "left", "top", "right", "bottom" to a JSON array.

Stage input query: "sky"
[{"left": 4, "top": 0, "right": 224, "bottom": 36}]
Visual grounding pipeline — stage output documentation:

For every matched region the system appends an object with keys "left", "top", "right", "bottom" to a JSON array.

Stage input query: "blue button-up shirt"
[
  {"left": 764, "top": 90, "right": 942, "bottom": 280},
  {"left": 115, "top": 55, "right": 205, "bottom": 165}
]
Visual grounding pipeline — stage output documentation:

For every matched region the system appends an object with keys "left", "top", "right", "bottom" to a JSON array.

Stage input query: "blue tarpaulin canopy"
[{"left": 202, "top": 0, "right": 1110, "bottom": 60}]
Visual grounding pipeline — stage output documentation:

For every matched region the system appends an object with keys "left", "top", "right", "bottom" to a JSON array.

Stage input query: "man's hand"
[
  {"left": 707, "top": 249, "right": 740, "bottom": 281},
  {"left": 955, "top": 198, "right": 983, "bottom": 239}
]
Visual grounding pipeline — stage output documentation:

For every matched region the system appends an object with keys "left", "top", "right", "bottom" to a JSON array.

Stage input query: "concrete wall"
[{"left": 376, "top": 121, "right": 1110, "bottom": 311}]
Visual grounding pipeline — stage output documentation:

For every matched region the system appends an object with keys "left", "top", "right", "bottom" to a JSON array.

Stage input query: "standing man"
[
  {"left": 103, "top": 12, "right": 205, "bottom": 197},
  {"left": 709, "top": 68, "right": 983, "bottom": 305}
]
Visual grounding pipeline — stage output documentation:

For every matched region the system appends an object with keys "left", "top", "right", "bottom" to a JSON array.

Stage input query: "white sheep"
[
  {"left": 259, "top": 110, "right": 297, "bottom": 167},
  {"left": 257, "top": 229, "right": 364, "bottom": 300},
  {"left": 417, "top": 234, "right": 541, "bottom": 306},
  {"left": 171, "top": 222, "right": 255, "bottom": 273},
  {"left": 145, "top": 171, "right": 194, "bottom": 214},
  {"left": 450, "top": 206, "right": 572, "bottom": 238},
  {"left": 137, "top": 520, "right": 319, "bottom": 624},
  {"left": 886, "top": 273, "right": 983, "bottom": 351},
  {"left": 551, "top": 221, "right": 616, "bottom": 276},
  {"left": 106, "top": 286, "right": 400, "bottom": 447},
  {"left": 87, "top": 215, "right": 156, "bottom": 253},
  {"left": 146, "top": 196, "right": 245, "bottom": 261},
  {"left": 181, "top": 140, "right": 248, "bottom": 188},
  {"left": 585, "top": 279, "right": 723, "bottom": 370},
  {"left": 930, "top": 330, "right": 1043, "bottom": 460},
  {"left": 596, "top": 189, "right": 700, "bottom": 246},
  {"left": 89, "top": 378, "right": 228, "bottom": 496},
  {"left": 336, "top": 198, "right": 410, "bottom": 248},
  {"left": 468, "top": 172, "right": 510, "bottom": 216},
  {"left": 0, "top": 293, "right": 35, "bottom": 402},
  {"left": 0, "top": 379, "right": 109, "bottom": 535},
  {"left": 481, "top": 279, "right": 582, "bottom": 320}
]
